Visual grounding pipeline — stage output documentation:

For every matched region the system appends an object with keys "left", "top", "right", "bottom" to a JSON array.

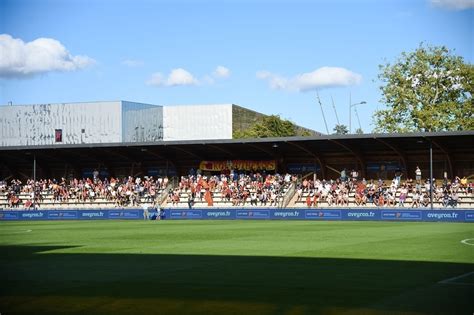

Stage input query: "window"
[{"left": 55, "top": 129, "right": 63, "bottom": 142}]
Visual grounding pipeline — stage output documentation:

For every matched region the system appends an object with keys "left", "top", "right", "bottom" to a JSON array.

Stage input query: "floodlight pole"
[
  {"left": 33, "top": 154, "right": 36, "bottom": 210},
  {"left": 331, "top": 95, "right": 340, "bottom": 125},
  {"left": 349, "top": 93, "right": 367, "bottom": 134},
  {"left": 316, "top": 92, "right": 329, "bottom": 134},
  {"left": 349, "top": 93, "right": 351, "bottom": 134},
  {"left": 354, "top": 107, "right": 362, "bottom": 131},
  {"left": 429, "top": 139, "right": 433, "bottom": 210}
]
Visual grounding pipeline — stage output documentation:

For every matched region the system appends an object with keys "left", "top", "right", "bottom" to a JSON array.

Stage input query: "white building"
[
  {"left": 0, "top": 101, "right": 248, "bottom": 146},
  {"left": 163, "top": 104, "right": 233, "bottom": 141}
]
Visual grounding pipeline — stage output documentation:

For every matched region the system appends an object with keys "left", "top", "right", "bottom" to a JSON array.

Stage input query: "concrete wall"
[
  {"left": 0, "top": 102, "right": 122, "bottom": 146},
  {"left": 163, "top": 104, "right": 233, "bottom": 141}
]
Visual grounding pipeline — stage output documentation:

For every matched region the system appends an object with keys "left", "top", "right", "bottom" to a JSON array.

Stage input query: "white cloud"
[
  {"left": 146, "top": 68, "right": 198, "bottom": 87},
  {"left": 256, "top": 67, "right": 362, "bottom": 92},
  {"left": 121, "top": 59, "right": 144, "bottom": 67},
  {"left": 167, "top": 68, "right": 198, "bottom": 86},
  {"left": 147, "top": 66, "right": 231, "bottom": 87},
  {"left": 146, "top": 73, "right": 165, "bottom": 86},
  {"left": 0, "top": 34, "right": 95, "bottom": 78},
  {"left": 213, "top": 65, "right": 230, "bottom": 78},
  {"left": 430, "top": 0, "right": 474, "bottom": 10}
]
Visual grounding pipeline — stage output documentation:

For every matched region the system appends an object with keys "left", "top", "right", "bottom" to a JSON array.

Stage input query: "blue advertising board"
[
  {"left": 236, "top": 210, "right": 270, "bottom": 219},
  {"left": 381, "top": 210, "right": 422, "bottom": 220},
  {"left": 305, "top": 210, "right": 342, "bottom": 220},
  {"left": 0, "top": 209, "right": 144, "bottom": 221},
  {"left": 0, "top": 208, "right": 473, "bottom": 222},
  {"left": 109, "top": 210, "right": 141, "bottom": 219},
  {"left": 169, "top": 210, "right": 203, "bottom": 219},
  {"left": 48, "top": 211, "right": 78, "bottom": 219}
]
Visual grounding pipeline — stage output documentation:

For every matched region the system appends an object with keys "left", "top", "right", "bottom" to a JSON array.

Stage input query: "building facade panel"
[
  {"left": 0, "top": 102, "right": 122, "bottom": 146},
  {"left": 163, "top": 104, "right": 233, "bottom": 141},
  {"left": 121, "top": 101, "right": 164, "bottom": 142}
]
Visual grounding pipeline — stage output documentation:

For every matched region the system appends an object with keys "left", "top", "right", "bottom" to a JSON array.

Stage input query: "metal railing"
[{"left": 279, "top": 181, "right": 296, "bottom": 208}]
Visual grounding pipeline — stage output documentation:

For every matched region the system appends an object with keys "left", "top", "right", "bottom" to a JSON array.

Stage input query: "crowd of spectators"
[
  {"left": 168, "top": 171, "right": 296, "bottom": 208},
  {"left": 0, "top": 176, "right": 169, "bottom": 209},
  {"left": 0, "top": 169, "right": 471, "bottom": 209},
  {"left": 297, "top": 172, "right": 471, "bottom": 208}
]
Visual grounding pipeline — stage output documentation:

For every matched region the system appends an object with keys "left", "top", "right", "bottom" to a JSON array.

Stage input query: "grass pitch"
[{"left": 0, "top": 220, "right": 473, "bottom": 315}]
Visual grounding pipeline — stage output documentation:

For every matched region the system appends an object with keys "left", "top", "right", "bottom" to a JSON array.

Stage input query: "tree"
[
  {"left": 355, "top": 128, "right": 364, "bottom": 134},
  {"left": 233, "top": 115, "right": 297, "bottom": 138},
  {"left": 333, "top": 124, "right": 348, "bottom": 135},
  {"left": 374, "top": 44, "right": 474, "bottom": 132}
]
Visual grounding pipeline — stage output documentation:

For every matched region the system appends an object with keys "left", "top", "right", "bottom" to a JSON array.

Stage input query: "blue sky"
[{"left": 0, "top": 0, "right": 472, "bottom": 134}]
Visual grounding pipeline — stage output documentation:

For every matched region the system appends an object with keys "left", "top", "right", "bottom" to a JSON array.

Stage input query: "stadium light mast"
[
  {"left": 419, "top": 137, "right": 434, "bottom": 210},
  {"left": 316, "top": 92, "right": 329, "bottom": 134},
  {"left": 349, "top": 93, "right": 366, "bottom": 133},
  {"left": 354, "top": 106, "right": 362, "bottom": 132},
  {"left": 331, "top": 95, "right": 340, "bottom": 125},
  {"left": 33, "top": 154, "right": 36, "bottom": 210},
  {"left": 429, "top": 139, "right": 433, "bottom": 211}
]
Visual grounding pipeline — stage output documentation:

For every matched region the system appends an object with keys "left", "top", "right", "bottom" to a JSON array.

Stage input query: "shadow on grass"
[{"left": 0, "top": 245, "right": 472, "bottom": 315}]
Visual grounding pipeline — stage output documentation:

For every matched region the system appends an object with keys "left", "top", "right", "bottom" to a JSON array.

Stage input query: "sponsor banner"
[
  {"left": 169, "top": 210, "right": 203, "bottom": 219},
  {"left": 204, "top": 210, "right": 234, "bottom": 219},
  {"left": 48, "top": 211, "right": 78, "bottom": 219},
  {"left": 0, "top": 211, "right": 19, "bottom": 220},
  {"left": 273, "top": 210, "right": 302, "bottom": 219},
  {"left": 0, "top": 209, "right": 473, "bottom": 222},
  {"left": 199, "top": 160, "right": 276, "bottom": 171},
  {"left": 305, "top": 210, "right": 342, "bottom": 220},
  {"left": 423, "top": 211, "right": 463, "bottom": 222},
  {"left": 236, "top": 210, "right": 270, "bottom": 219},
  {"left": 19, "top": 211, "right": 47, "bottom": 220},
  {"left": 344, "top": 211, "right": 379, "bottom": 220},
  {"left": 109, "top": 210, "right": 141, "bottom": 219},
  {"left": 464, "top": 211, "right": 474, "bottom": 221},
  {"left": 80, "top": 210, "right": 107, "bottom": 220},
  {"left": 286, "top": 164, "right": 320, "bottom": 174},
  {"left": 367, "top": 162, "right": 402, "bottom": 172},
  {"left": 381, "top": 211, "right": 422, "bottom": 220}
]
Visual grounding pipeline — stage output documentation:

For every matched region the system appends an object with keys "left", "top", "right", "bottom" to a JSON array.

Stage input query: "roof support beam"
[
  {"left": 206, "top": 144, "right": 235, "bottom": 159},
  {"left": 243, "top": 143, "right": 275, "bottom": 158},
  {"left": 374, "top": 138, "right": 408, "bottom": 177},
  {"left": 430, "top": 138, "right": 454, "bottom": 178},
  {"left": 329, "top": 139, "right": 366, "bottom": 178},
  {"left": 287, "top": 141, "right": 326, "bottom": 179},
  {"left": 171, "top": 146, "right": 203, "bottom": 160}
]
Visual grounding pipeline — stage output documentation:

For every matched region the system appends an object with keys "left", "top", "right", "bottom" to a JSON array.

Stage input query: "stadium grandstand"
[
  {"left": 1, "top": 102, "right": 473, "bottom": 315},
  {"left": 0, "top": 101, "right": 472, "bottom": 211}
]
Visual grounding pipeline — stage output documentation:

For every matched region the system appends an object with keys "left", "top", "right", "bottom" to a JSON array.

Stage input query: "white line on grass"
[
  {"left": 438, "top": 271, "right": 474, "bottom": 286},
  {"left": 460, "top": 238, "right": 474, "bottom": 246},
  {"left": 0, "top": 229, "right": 32, "bottom": 234}
]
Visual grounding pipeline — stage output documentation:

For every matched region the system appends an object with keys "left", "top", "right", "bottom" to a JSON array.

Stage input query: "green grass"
[{"left": 0, "top": 220, "right": 473, "bottom": 315}]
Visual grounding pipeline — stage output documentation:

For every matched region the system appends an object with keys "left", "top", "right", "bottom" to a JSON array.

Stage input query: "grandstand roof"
[
  {"left": 0, "top": 130, "right": 472, "bottom": 152},
  {"left": 1, "top": 131, "right": 472, "bottom": 179}
]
